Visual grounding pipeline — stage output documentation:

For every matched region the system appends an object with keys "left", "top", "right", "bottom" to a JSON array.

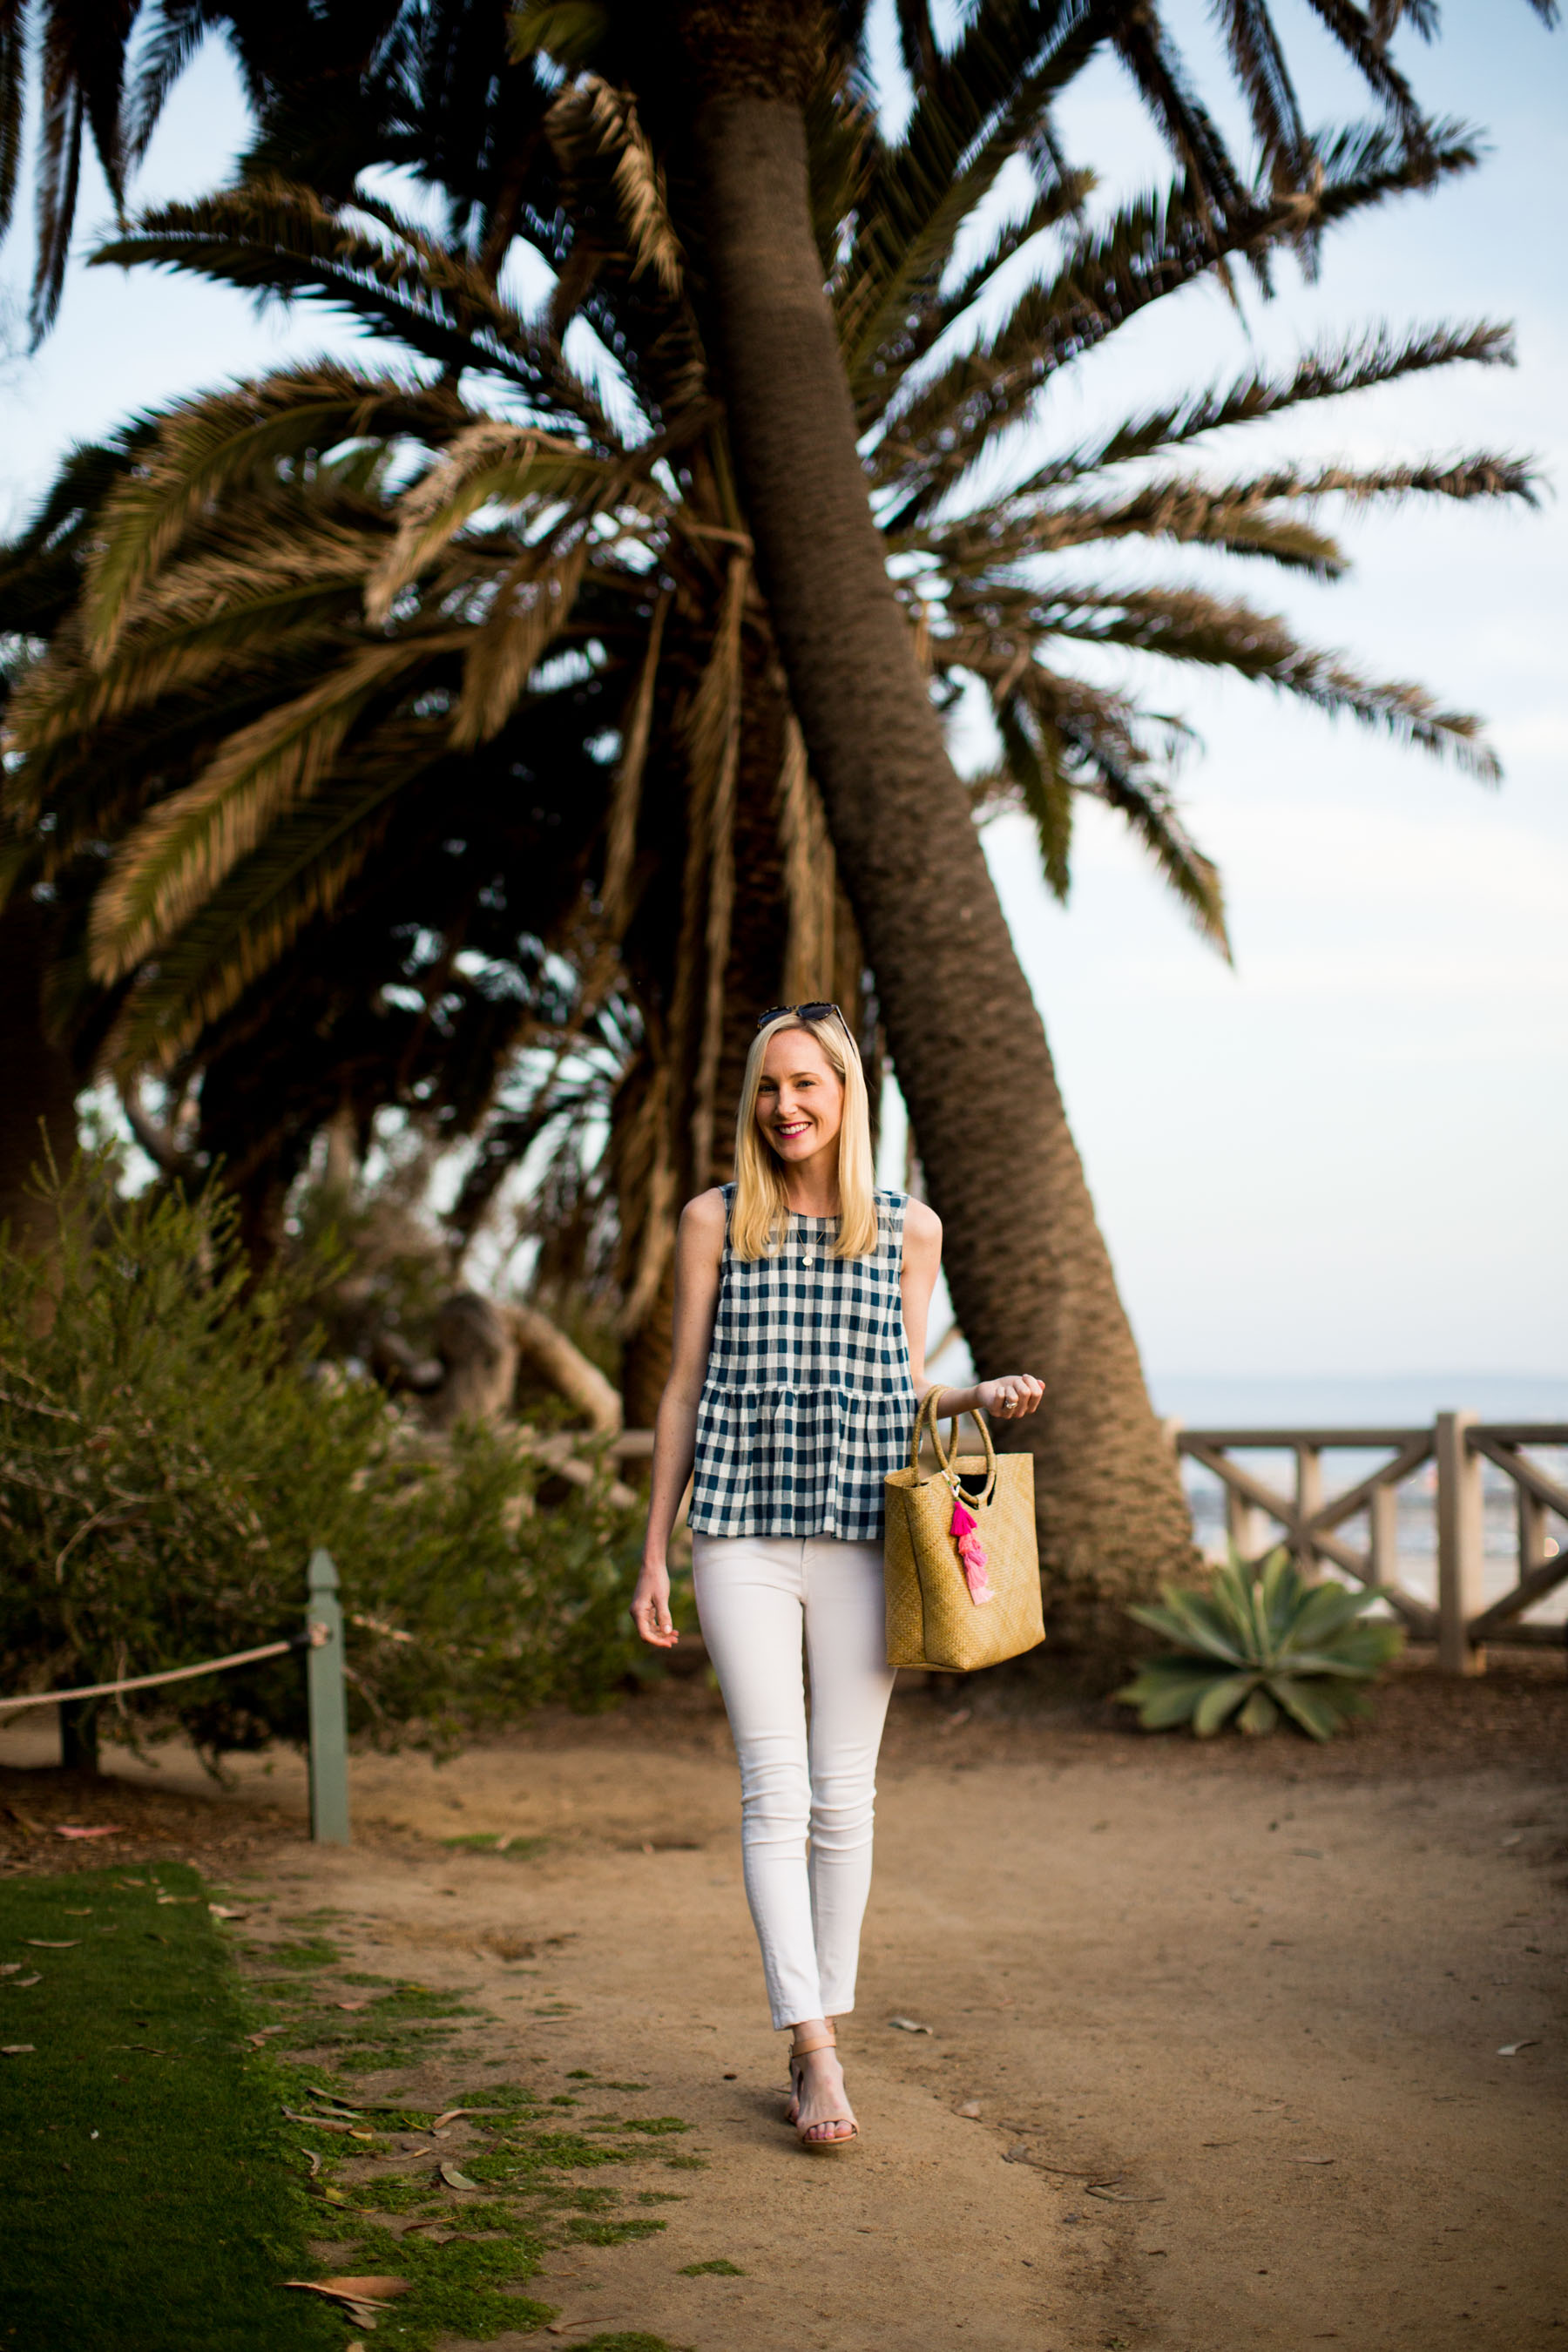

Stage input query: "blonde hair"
[{"left": 730, "top": 1011, "right": 878, "bottom": 1260}]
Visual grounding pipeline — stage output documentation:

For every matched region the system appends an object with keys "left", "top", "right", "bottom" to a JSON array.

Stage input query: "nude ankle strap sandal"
[{"left": 787, "top": 2026, "right": 860, "bottom": 2153}]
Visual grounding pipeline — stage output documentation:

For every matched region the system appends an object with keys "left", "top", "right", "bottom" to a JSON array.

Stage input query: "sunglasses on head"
[{"left": 755, "top": 1002, "right": 845, "bottom": 1031}]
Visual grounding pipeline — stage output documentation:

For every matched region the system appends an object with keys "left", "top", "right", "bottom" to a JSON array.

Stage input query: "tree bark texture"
[
  {"left": 688, "top": 88, "right": 1196, "bottom": 1653},
  {"left": 0, "top": 895, "right": 81, "bottom": 1258}
]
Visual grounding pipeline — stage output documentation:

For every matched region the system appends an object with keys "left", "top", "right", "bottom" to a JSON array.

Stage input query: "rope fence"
[
  {"left": 0, "top": 1637, "right": 307, "bottom": 1716},
  {"left": 0, "top": 1548, "right": 352, "bottom": 1844}
]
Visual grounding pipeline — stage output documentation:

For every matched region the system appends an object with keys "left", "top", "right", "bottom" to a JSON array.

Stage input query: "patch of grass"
[
  {"left": 572, "top": 2339, "right": 689, "bottom": 2352},
  {"left": 342, "top": 2173, "right": 435, "bottom": 2213},
  {"left": 232, "top": 1969, "right": 700, "bottom": 2344},
  {"left": 678, "top": 2259, "right": 746, "bottom": 2276},
  {"left": 299, "top": 2219, "right": 553, "bottom": 2348},
  {"left": 624, "top": 2117, "right": 689, "bottom": 2135},
  {"left": 259, "top": 1936, "right": 342, "bottom": 1969},
  {"left": 0, "top": 1865, "right": 337, "bottom": 2352},
  {"left": 574, "top": 2077, "right": 650, "bottom": 2092},
  {"left": 662, "top": 2156, "right": 707, "bottom": 2171},
  {"left": 566, "top": 2217, "right": 668, "bottom": 2246},
  {"left": 275, "top": 1978, "right": 488, "bottom": 2073}
]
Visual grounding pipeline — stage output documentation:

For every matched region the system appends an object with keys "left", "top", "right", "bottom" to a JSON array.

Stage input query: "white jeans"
[{"left": 692, "top": 1532, "right": 896, "bottom": 2031}]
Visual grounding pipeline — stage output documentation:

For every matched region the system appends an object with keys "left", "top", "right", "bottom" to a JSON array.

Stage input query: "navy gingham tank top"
[{"left": 687, "top": 1186, "right": 919, "bottom": 1542}]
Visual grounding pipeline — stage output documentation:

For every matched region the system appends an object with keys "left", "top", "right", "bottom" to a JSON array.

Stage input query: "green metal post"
[{"left": 306, "top": 1548, "right": 351, "bottom": 1843}]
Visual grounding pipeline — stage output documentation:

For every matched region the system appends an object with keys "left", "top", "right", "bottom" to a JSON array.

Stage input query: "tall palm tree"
[
  {"left": 508, "top": 0, "right": 1541, "bottom": 1644},
  {"left": 3, "top": 57, "right": 1536, "bottom": 1643}
]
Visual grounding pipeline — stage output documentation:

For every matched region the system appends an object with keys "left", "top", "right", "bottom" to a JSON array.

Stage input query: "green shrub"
[
  {"left": 1114, "top": 1546, "right": 1405, "bottom": 1740},
  {"left": 0, "top": 1163, "right": 665, "bottom": 1758}
]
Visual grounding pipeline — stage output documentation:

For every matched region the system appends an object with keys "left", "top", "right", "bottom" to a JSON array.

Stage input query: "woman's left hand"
[{"left": 976, "top": 1374, "right": 1044, "bottom": 1421}]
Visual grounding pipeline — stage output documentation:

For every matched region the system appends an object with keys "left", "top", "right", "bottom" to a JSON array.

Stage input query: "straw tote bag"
[{"left": 883, "top": 1390, "right": 1044, "bottom": 1672}]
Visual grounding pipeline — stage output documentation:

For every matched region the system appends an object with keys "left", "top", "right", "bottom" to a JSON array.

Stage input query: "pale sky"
[{"left": 2, "top": 6, "right": 1564, "bottom": 1396}]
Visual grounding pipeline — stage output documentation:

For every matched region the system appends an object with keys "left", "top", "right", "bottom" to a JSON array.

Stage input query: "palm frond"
[
  {"left": 547, "top": 76, "right": 682, "bottom": 295},
  {"left": 91, "top": 179, "right": 619, "bottom": 434},
  {"left": 450, "top": 537, "right": 591, "bottom": 749},
  {"left": 367, "top": 422, "right": 652, "bottom": 624},
  {"left": 835, "top": 0, "right": 1104, "bottom": 404},
  {"left": 993, "top": 688, "right": 1073, "bottom": 901},
  {"left": 1110, "top": 6, "right": 1249, "bottom": 218},
  {"left": 989, "top": 579, "right": 1501, "bottom": 774},
  {"left": 1004, "top": 321, "right": 1516, "bottom": 492},
  {"left": 875, "top": 122, "right": 1485, "bottom": 524},
  {"left": 88, "top": 636, "right": 456, "bottom": 980},
  {"left": 1209, "top": 0, "right": 1310, "bottom": 192},
  {"left": 0, "top": 3, "right": 24, "bottom": 245},
  {"left": 929, "top": 477, "right": 1348, "bottom": 578},
  {"left": 99, "top": 723, "right": 448, "bottom": 1069},
  {"left": 969, "top": 653, "right": 1229, "bottom": 952},
  {"left": 80, "top": 363, "right": 465, "bottom": 660}
]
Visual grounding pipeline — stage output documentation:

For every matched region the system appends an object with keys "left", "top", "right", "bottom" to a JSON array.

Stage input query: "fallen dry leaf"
[
  {"left": 956, "top": 2101, "right": 983, "bottom": 2119},
  {"left": 0, "top": 1963, "right": 19, "bottom": 1976},
  {"left": 5, "top": 1808, "right": 45, "bottom": 1835},
  {"left": 61, "top": 1908, "right": 92, "bottom": 1916},
  {"left": 54, "top": 1825, "right": 121, "bottom": 1841},
  {"left": 2, "top": 2044, "right": 35, "bottom": 2055},
  {"left": 1497, "top": 2041, "right": 1540, "bottom": 2058},
  {"left": 335, "top": 1999, "right": 370, "bottom": 2012},
  {"left": 432, "top": 2105, "right": 504, "bottom": 2131},
  {"left": 11, "top": 1974, "right": 40, "bottom": 1990},
  {"left": 284, "top": 2276, "right": 410, "bottom": 2329},
  {"left": 1288, "top": 2155, "right": 1336, "bottom": 2166},
  {"left": 283, "top": 2108, "right": 366, "bottom": 2135},
  {"left": 207, "top": 1905, "right": 247, "bottom": 1922},
  {"left": 300, "top": 2148, "right": 322, "bottom": 2179},
  {"left": 246, "top": 2025, "right": 287, "bottom": 2047},
  {"left": 439, "top": 2162, "right": 480, "bottom": 2190},
  {"left": 25, "top": 1940, "right": 78, "bottom": 1950},
  {"left": 888, "top": 2016, "right": 932, "bottom": 2034},
  {"left": 1085, "top": 2186, "right": 1165, "bottom": 2203}
]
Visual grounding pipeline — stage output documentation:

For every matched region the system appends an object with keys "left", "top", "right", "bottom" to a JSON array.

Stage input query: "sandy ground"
[{"left": 3, "top": 1667, "right": 1567, "bottom": 2350}]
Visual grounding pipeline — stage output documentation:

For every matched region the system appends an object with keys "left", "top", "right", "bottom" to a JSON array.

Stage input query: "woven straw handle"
[{"left": 908, "top": 1389, "right": 998, "bottom": 1505}]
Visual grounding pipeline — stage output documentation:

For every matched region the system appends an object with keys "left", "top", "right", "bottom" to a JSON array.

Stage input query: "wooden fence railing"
[{"left": 1174, "top": 1416, "right": 1568, "bottom": 1674}]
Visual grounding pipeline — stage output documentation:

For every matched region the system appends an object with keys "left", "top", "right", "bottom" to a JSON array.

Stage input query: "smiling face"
[{"left": 754, "top": 1025, "right": 846, "bottom": 1170}]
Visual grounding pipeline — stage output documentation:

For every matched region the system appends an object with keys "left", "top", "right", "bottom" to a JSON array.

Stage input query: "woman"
[{"left": 632, "top": 1004, "right": 1043, "bottom": 2151}]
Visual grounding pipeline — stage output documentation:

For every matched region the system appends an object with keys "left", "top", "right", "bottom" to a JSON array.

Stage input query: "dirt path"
[{"left": 3, "top": 1675, "right": 1566, "bottom": 2349}]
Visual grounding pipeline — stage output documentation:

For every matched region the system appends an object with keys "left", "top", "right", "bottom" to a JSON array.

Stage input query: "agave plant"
[{"left": 1115, "top": 1547, "right": 1406, "bottom": 1740}]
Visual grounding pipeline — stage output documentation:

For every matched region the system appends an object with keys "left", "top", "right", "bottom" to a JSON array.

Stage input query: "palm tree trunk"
[{"left": 685, "top": 50, "right": 1196, "bottom": 1655}]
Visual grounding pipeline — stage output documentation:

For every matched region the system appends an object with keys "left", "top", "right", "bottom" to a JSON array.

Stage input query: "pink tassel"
[{"left": 950, "top": 1493, "right": 994, "bottom": 1605}]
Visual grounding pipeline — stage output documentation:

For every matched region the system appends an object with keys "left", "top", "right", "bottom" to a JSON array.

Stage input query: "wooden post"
[
  {"left": 1369, "top": 1479, "right": 1400, "bottom": 1591},
  {"left": 1517, "top": 1484, "right": 1549, "bottom": 1576},
  {"left": 1225, "top": 1482, "right": 1271, "bottom": 1566},
  {"left": 306, "top": 1548, "right": 351, "bottom": 1843},
  {"left": 1436, "top": 1412, "right": 1485, "bottom": 1676},
  {"left": 1294, "top": 1444, "right": 1323, "bottom": 1577}
]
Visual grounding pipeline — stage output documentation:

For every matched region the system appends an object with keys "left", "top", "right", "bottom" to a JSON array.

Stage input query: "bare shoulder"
[
  {"left": 679, "top": 1187, "right": 728, "bottom": 1254},
  {"left": 902, "top": 1196, "right": 943, "bottom": 1256}
]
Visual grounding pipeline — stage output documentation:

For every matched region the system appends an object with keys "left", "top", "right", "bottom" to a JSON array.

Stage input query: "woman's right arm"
[{"left": 629, "top": 1189, "right": 727, "bottom": 1648}]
